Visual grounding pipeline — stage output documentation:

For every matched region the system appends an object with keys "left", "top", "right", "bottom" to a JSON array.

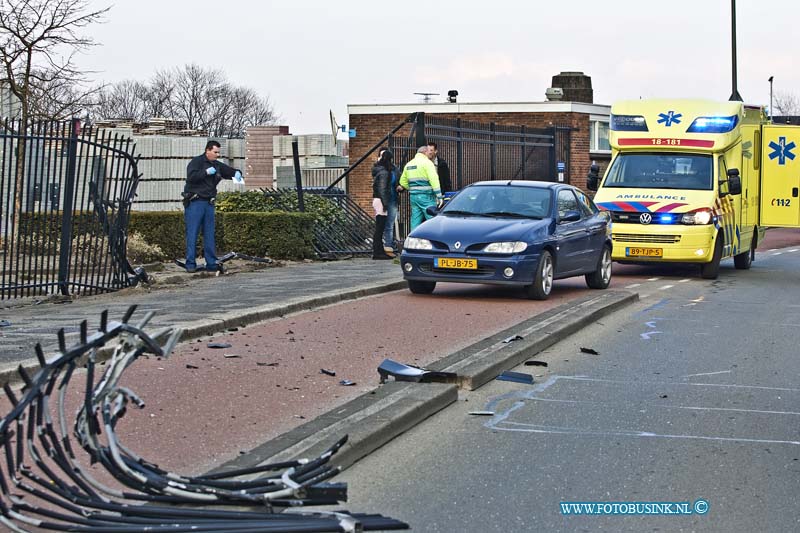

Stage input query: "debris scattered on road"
[
  {"left": 377, "top": 358, "right": 457, "bottom": 384},
  {"left": 320, "top": 368, "right": 336, "bottom": 376},
  {"left": 524, "top": 360, "right": 548, "bottom": 367},
  {"left": 293, "top": 415, "right": 306, "bottom": 419},
  {"left": 186, "top": 364, "right": 199, "bottom": 370},
  {"left": 468, "top": 411, "right": 495, "bottom": 416},
  {"left": 502, "top": 334, "right": 524, "bottom": 343},
  {"left": 207, "top": 342, "right": 232, "bottom": 349},
  {"left": 227, "top": 327, "right": 239, "bottom": 332},
  {"left": 286, "top": 330, "right": 294, "bottom": 334},
  {"left": 223, "top": 353, "right": 241, "bottom": 359},
  {"left": 580, "top": 347, "right": 600, "bottom": 355},
  {"left": 0, "top": 320, "right": 11, "bottom": 327},
  {"left": 257, "top": 362, "right": 279, "bottom": 367},
  {"left": 339, "top": 379, "right": 356, "bottom": 386},
  {"left": 660, "top": 394, "right": 668, "bottom": 399},
  {"left": 497, "top": 371, "right": 534, "bottom": 385}
]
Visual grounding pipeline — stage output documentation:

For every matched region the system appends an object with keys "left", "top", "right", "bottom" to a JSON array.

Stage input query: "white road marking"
[
  {"left": 683, "top": 370, "right": 732, "bottom": 378},
  {"left": 647, "top": 277, "right": 660, "bottom": 281},
  {"left": 625, "top": 283, "right": 641, "bottom": 289},
  {"left": 773, "top": 252, "right": 783, "bottom": 256},
  {"left": 659, "top": 285, "right": 674, "bottom": 290},
  {"left": 788, "top": 249, "right": 798, "bottom": 253},
  {"left": 678, "top": 279, "right": 691, "bottom": 283}
]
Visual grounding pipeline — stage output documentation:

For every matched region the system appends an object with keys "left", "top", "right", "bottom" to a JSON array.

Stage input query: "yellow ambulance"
[{"left": 588, "top": 98, "right": 800, "bottom": 278}]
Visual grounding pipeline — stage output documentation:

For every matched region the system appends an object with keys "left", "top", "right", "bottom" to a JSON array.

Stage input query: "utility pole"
[{"left": 768, "top": 76, "right": 774, "bottom": 120}]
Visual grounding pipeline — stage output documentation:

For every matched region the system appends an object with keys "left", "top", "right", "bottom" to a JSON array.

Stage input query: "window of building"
[{"left": 590, "top": 117, "right": 610, "bottom": 153}]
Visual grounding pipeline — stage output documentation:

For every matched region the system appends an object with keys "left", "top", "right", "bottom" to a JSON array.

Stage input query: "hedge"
[{"left": 18, "top": 210, "right": 317, "bottom": 261}]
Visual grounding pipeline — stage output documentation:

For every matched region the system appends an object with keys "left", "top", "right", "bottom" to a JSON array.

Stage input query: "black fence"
[
  {"left": 0, "top": 119, "right": 145, "bottom": 299},
  {"left": 388, "top": 113, "right": 573, "bottom": 239}
]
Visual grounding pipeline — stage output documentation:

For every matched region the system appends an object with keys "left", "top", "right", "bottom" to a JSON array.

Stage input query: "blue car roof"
[{"left": 467, "top": 180, "right": 564, "bottom": 189}]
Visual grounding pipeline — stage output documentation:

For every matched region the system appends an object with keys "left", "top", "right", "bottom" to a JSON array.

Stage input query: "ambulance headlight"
[
  {"left": 404, "top": 237, "right": 434, "bottom": 250},
  {"left": 687, "top": 115, "right": 739, "bottom": 133},
  {"left": 483, "top": 241, "right": 528, "bottom": 254},
  {"left": 681, "top": 209, "right": 714, "bottom": 225},
  {"left": 610, "top": 114, "right": 649, "bottom": 131}
]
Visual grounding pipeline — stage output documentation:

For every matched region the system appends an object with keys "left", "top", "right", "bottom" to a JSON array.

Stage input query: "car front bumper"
[{"left": 400, "top": 251, "right": 540, "bottom": 286}]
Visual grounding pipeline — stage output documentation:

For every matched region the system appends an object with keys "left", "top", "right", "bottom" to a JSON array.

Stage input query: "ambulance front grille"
[{"left": 613, "top": 233, "right": 682, "bottom": 244}]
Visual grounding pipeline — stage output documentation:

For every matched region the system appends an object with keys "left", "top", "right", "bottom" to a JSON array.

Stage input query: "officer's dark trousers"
[{"left": 184, "top": 199, "right": 218, "bottom": 271}]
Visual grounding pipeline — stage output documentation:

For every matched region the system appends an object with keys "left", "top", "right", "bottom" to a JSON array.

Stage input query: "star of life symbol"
[
  {"left": 657, "top": 111, "right": 682, "bottom": 127},
  {"left": 768, "top": 136, "right": 796, "bottom": 165}
]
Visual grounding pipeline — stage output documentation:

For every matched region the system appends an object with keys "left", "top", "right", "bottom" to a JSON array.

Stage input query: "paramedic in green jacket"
[{"left": 398, "top": 146, "right": 442, "bottom": 230}]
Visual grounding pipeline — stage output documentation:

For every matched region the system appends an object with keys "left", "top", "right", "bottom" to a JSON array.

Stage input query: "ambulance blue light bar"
[
  {"left": 686, "top": 115, "right": 739, "bottom": 133},
  {"left": 610, "top": 114, "right": 649, "bottom": 131}
]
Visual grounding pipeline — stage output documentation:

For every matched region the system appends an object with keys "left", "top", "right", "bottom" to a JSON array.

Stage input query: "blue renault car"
[{"left": 400, "top": 181, "right": 612, "bottom": 299}]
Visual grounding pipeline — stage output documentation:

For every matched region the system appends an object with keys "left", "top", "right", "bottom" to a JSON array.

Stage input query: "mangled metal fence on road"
[{"left": 0, "top": 307, "right": 407, "bottom": 532}]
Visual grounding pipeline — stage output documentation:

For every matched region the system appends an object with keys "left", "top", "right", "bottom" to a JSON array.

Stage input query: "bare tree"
[
  {"left": 95, "top": 64, "right": 279, "bottom": 136},
  {"left": 0, "top": 0, "right": 110, "bottom": 242},
  {"left": 773, "top": 91, "right": 800, "bottom": 116}
]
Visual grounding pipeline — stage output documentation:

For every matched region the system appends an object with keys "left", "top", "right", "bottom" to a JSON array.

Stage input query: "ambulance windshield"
[{"left": 604, "top": 153, "right": 713, "bottom": 191}]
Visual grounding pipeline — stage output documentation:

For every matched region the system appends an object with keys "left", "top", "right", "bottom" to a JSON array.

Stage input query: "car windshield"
[
  {"left": 603, "top": 153, "right": 713, "bottom": 191},
  {"left": 442, "top": 185, "right": 552, "bottom": 218}
]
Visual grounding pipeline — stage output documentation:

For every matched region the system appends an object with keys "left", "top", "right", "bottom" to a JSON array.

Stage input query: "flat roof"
[{"left": 348, "top": 101, "right": 611, "bottom": 116}]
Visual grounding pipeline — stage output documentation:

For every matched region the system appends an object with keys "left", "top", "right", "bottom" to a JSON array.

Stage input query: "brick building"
[{"left": 346, "top": 73, "right": 612, "bottom": 212}]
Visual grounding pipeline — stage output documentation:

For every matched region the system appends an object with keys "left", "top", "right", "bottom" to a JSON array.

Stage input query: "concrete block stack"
[{"left": 273, "top": 134, "right": 349, "bottom": 190}]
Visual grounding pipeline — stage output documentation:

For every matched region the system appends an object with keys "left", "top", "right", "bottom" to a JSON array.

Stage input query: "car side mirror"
[
  {"left": 727, "top": 168, "right": 742, "bottom": 196},
  {"left": 586, "top": 162, "right": 600, "bottom": 191},
  {"left": 425, "top": 205, "right": 439, "bottom": 217},
  {"left": 560, "top": 210, "right": 581, "bottom": 223}
]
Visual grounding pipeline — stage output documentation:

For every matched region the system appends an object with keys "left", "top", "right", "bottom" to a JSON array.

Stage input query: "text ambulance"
[{"left": 588, "top": 98, "right": 800, "bottom": 279}]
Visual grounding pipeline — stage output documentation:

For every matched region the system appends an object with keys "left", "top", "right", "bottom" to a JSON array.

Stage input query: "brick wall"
[
  {"left": 245, "top": 126, "right": 289, "bottom": 189},
  {"left": 348, "top": 111, "right": 601, "bottom": 211}
]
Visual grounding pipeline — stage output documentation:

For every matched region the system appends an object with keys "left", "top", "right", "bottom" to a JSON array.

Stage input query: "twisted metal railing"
[{"left": 0, "top": 307, "right": 408, "bottom": 532}]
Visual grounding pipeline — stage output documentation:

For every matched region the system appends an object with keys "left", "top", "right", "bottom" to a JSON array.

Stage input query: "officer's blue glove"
[
  {"left": 233, "top": 170, "right": 244, "bottom": 184},
  {"left": 206, "top": 166, "right": 217, "bottom": 176}
]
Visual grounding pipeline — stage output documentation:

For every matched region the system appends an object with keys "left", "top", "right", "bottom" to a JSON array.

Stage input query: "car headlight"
[
  {"left": 404, "top": 237, "right": 434, "bottom": 250},
  {"left": 680, "top": 209, "right": 714, "bottom": 225},
  {"left": 483, "top": 241, "right": 528, "bottom": 254}
]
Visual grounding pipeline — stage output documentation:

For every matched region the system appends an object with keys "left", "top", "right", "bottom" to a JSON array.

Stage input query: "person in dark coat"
[
  {"left": 183, "top": 140, "right": 242, "bottom": 273},
  {"left": 371, "top": 148, "right": 394, "bottom": 260},
  {"left": 428, "top": 142, "right": 452, "bottom": 193}
]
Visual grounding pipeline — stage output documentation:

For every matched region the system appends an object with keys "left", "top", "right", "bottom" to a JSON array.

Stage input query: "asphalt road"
[{"left": 328, "top": 247, "right": 800, "bottom": 532}]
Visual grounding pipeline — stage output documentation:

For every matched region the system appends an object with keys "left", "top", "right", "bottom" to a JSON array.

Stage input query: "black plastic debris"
[
  {"left": 257, "top": 362, "right": 279, "bottom": 367},
  {"left": 497, "top": 371, "right": 535, "bottom": 385},
  {"left": 0, "top": 319, "right": 10, "bottom": 327},
  {"left": 468, "top": 411, "right": 495, "bottom": 416},
  {"left": 378, "top": 358, "right": 458, "bottom": 384},
  {"left": 502, "top": 334, "right": 524, "bottom": 343},
  {"left": 207, "top": 342, "right": 233, "bottom": 349},
  {"left": 339, "top": 379, "right": 356, "bottom": 386},
  {"left": 186, "top": 364, "right": 199, "bottom": 369},
  {"left": 524, "top": 360, "right": 548, "bottom": 367},
  {"left": 320, "top": 368, "right": 336, "bottom": 376},
  {"left": 580, "top": 347, "right": 600, "bottom": 355}
]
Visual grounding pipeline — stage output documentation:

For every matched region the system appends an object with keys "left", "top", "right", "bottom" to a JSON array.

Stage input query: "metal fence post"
[
  {"left": 548, "top": 126, "right": 557, "bottom": 182},
  {"left": 520, "top": 125, "right": 526, "bottom": 179},
  {"left": 415, "top": 112, "right": 426, "bottom": 147},
  {"left": 456, "top": 118, "right": 463, "bottom": 189},
  {"left": 292, "top": 139, "right": 305, "bottom": 212},
  {"left": 490, "top": 122, "right": 497, "bottom": 180},
  {"left": 57, "top": 119, "right": 80, "bottom": 295}
]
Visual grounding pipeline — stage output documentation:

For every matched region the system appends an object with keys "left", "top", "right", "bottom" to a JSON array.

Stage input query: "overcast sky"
[{"left": 81, "top": 0, "right": 797, "bottom": 135}]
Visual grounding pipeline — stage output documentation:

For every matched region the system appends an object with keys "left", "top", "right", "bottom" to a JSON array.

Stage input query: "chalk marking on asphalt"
[
  {"left": 683, "top": 370, "right": 732, "bottom": 378},
  {"left": 635, "top": 298, "right": 670, "bottom": 315},
  {"left": 640, "top": 331, "right": 661, "bottom": 340},
  {"left": 625, "top": 283, "right": 641, "bottom": 289},
  {"left": 659, "top": 285, "right": 674, "bottom": 290},
  {"left": 493, "top": 421, "right": 800, "bottom": 446},
  {"left": 522, "top": 396, "right": 800, "bottom": 417},
  {"left": 484, "top": 376, "right": 800, "bottom": 446},
  {"left": 644, "top": 321, "right": 658, "bottom": 328}
]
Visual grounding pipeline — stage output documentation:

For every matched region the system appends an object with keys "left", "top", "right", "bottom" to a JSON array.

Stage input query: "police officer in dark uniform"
[{"left": 182, "top": 140, "right": 242, "bottom": 273}]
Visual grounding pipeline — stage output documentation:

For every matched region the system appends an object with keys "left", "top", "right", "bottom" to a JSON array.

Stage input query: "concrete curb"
[
  {"left": 209, "top": 290, "right": 638, "bottom": 476},
  {"left": 0, "top": 279, "right": 407, "bottom": 388}
]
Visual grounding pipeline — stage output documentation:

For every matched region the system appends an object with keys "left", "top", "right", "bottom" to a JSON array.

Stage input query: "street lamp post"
[
  {"left": 769, "top": 76, "right": 774, "bottom": 120},
  {"left": 729, "top": 0, "right": 743, "bottom": 101}
]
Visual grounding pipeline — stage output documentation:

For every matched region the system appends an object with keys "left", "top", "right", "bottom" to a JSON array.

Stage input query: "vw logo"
[
  {"left": 454, "top": 241, "right": 462, "bottom": 249},
  {"left": 639, "top": 213, "right": 652, "bottom": 225}
]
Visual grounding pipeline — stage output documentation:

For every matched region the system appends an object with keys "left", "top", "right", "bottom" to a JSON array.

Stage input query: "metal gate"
[
  {"left": 389, "top": 113, "right": 573, "bottom": 239},
  {"left": 0, "top": 119, "right": 145, "bottom": 299}
]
